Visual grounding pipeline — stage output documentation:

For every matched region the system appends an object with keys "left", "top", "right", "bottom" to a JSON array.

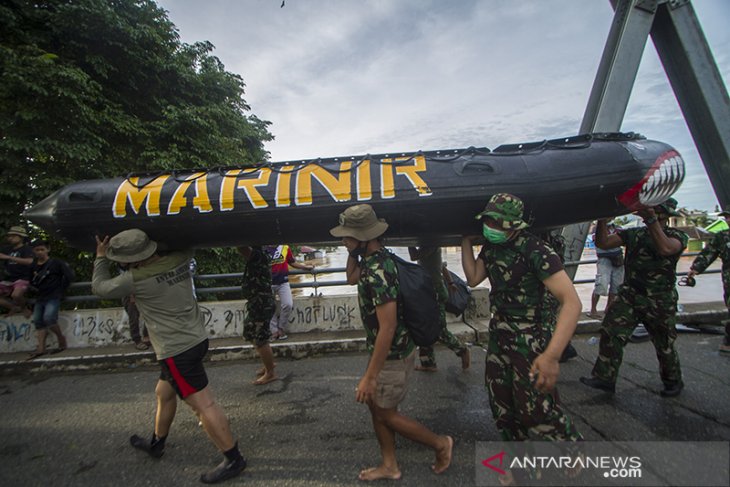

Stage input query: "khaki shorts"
[{"left": 374, "top": 350, "right": 415, "bottom": 409}]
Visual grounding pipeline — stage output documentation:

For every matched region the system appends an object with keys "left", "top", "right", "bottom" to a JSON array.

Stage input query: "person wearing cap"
[
  {"left": 461, "top": 194, "right": 583, "bottom": 463},
  {"left": 330, "top": 204, "right": 453, "bottom": 481},
  {"left": 687, "top": 204, "right": 730, "bottom": 354},
  {"left": 0, "top": 226, "right": 34, "bottom": 315},
  {"left": 581, "top": 198, "right": 688, "bottom": 397},
  {"left": 407, "top": 246, "right": 470, "bottom": 372},
  {"left": 91, "top": 229, "right": 246, "bottom": 484}
]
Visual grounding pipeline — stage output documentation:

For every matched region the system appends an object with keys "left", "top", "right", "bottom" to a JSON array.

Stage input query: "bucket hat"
[
  {"left": 329, "top": 204, "right": 388, "bottom": 241},
  {"left": 474, "top": 193, "right": 530, "bottom": 230},
  {"left": 655, "top": 197, "right": 681, "bottom": 217},
  {"left": 106, "top": 229, "right": 158, "bottom": 263},
  {"left": 6, "top": 226, "right": 28, "bottom": 238}
]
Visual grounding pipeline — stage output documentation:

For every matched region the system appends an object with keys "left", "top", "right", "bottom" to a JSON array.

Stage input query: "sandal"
[
  {"left": 26, "top": 351, "right": 47, "bottom": 361},
  {"left": 134, "top": 342, "right": 150, "bottom": 351}
]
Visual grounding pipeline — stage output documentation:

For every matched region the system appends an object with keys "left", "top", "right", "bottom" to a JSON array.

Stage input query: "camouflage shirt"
[
  {"left": 241, "top": 247, "right": 274, "bottom": 302},
  {"left": 357, "top": 248, "right": 415, "bottom": 360},
  {"left": 618, "top": 226, "right": 688, "bottom": 298},
  {"left": 478, "top": 231, "right": 563, "bottom": 323},
  {"left": 691, "top": 229, "right": 730, "bottom": 277}
]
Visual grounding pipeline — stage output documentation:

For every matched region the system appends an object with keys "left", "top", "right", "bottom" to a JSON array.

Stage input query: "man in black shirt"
[{"left": 27, "top": 240, "right": 72, "bottom": 359}]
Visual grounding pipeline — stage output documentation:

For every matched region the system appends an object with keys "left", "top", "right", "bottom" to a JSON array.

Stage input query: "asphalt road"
[{"left": 1, "top": 333, "right": 729, "bottom": 487}]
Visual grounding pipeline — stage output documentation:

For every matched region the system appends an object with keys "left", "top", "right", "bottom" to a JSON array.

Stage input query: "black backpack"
[
  {"left": 444, "top": 270, "right": 471, "bottom": 317},
  {"left": 389, "top": 252, "right": 441, "bottom": 347}
]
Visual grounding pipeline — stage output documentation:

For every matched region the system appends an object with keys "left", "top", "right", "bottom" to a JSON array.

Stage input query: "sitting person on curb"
[
  {"left": 26, "top": 239, "right": 71, "bottom": 359},
  {"left": 407, "top": 246, "right": 470, "bottom": 372},
  {"left": 92, "top": 229, "right": 246, "bottom": 484},
  {"left": 0, "top": 226, "right": 34, "bottom": 316},
  {"left": 330, "top": 204, "right": 453, "bottom": 481},
  {"left": 238, "top": 246, "right": 278, "bottom": 385}
]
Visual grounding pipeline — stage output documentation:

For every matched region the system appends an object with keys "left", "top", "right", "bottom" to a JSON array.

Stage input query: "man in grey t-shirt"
[{"left": 92, "top": 229, "right": 245, "bottom": 484}]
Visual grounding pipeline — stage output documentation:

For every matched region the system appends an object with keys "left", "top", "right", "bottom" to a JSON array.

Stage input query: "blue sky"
[{"left": 156, "top": 0, "right": 729, "bottom": 211}]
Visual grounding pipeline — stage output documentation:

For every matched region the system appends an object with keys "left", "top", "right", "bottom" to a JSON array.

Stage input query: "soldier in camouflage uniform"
[
  {"left": 461, "top": 194, "right": 583, "bottom": 453},
  {"left": 238, "top": 246, "right": 278, "bottom": 385},
  {"left": 408, "top": 246, "right": 470, "bottom": 372},
  {"left": 687, "top": 205, "right": 730, "bottom": 354},
  {"left": 538, "top": 230, "right": 578, "bottom": 363},
  {"left": 581, "top": 198, "right": 688, "bottom": 397},
  {"left": 330, "top": 204, "right": 453, "bottom": 482}
]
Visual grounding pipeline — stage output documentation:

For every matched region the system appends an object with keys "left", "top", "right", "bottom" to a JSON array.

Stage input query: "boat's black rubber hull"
[{"left": 24, "top": 134, "right": 685, "bottom": 250}]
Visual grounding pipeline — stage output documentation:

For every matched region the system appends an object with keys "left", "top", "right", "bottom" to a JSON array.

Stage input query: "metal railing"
[{"left": 62, "top": 251, "right": 720, "bottom": 305}]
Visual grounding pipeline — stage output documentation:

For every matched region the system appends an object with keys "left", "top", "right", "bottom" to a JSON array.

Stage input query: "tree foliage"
[{"left": 0, "top": 0, "right": 273, "bottom": 284}]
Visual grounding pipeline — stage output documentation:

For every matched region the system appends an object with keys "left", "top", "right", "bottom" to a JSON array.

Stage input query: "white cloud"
[{"left": 157, "top": 0, "right": 729, "bottom": 210}]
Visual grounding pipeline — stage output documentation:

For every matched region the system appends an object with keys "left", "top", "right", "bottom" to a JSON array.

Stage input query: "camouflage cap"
[
  {"left": 474, "top": 193, "right": 529, "bottom": 230},
  {"left": 329, "top": 204, "right": 388, "bottom": 241},
  {"left": 655, "top": 197, "right": 681, "bottom": 217}
]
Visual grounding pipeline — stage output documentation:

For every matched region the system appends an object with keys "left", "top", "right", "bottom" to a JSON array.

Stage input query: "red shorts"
[
  {"left": 159, "top": 340, "right": 209, "bottom": 399},
  {"left": 0, "top": 280, "right": 29, "bottom": 296}
]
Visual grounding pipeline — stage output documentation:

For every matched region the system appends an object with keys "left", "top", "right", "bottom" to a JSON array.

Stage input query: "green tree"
[{"left": 0, "top": 0, "right": 273, "bottom": 288}]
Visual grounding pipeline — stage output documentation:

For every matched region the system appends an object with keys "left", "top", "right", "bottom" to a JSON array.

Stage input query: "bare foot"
[
  {"left": 252, "top": 372, "right": 279, "bottom": 385},
  {"left": 415, "top": 365, "right": 438, "bottom": 372},
  {"left": 432, "top": 435, "right": 453, "bottom": 474},
  {"left": 256, "top": 364, "right": 277, "bottom": 376},
  {"left": 358, "top": 466, "right": 401, "bottom": 481},
  {"left": 460, "top": 348, "right": 471, "bottom": 371}
]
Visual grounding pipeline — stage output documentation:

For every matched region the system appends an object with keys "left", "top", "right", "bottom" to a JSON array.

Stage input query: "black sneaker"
[
  {"left": 579, "top": 376, "right": 616, "bottom": 393},
  {"left": 559, "top": 343, "right": 578, "bottom": 363},
  {"left": 660, "top": 380, "right": 684, "bottom": 397},
  {"left": 200, "top": 456, "right": 247, "bottom": 484},
  {"left": 130, "top": 434, "right": 164, "bottom": 459}
]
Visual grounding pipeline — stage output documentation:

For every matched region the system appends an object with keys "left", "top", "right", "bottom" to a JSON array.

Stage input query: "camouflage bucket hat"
[
  {"left": 474, "top": 193, "right": 530, "bottom": 230},
  {"left": 655, "top": 197, "right": 681, "bottom": 217},
  {"left": 330, "top": 204, "right": 388, "bottom": 241},
  {"left": 106, "top": 229, "right": 158, "bottom": 263}
]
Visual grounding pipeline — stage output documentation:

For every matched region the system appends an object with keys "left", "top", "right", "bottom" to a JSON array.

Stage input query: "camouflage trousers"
[
  {"left": 244, "top": 295, "right": 275, "bottom": 347},
  {"left": 419, "top": 288, "right": 467, "bottom": 367},
  {"left": 592, "top": 290, "right": 682, "bottom": 384},
  {"left": 486, "top": 319, "right": 582, "bottom": 441}
]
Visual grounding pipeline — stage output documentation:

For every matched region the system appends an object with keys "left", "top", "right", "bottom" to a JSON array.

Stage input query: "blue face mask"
[{"left": 483, "top": 224, "right": 509, "bottom": 244}]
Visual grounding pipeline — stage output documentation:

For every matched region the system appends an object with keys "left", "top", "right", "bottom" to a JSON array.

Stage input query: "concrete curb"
[{"left": 1, "top": 308, "right": 725, "bottom": 375}]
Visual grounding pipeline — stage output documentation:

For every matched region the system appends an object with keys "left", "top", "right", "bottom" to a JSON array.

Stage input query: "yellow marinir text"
[
  {"left": 112, "top": 156, "right": 431, "bottom": 217},
  {"left": 167, "top": 172, "right": 213, "bottom": 215},
  {"left": 113, "top": 175, "right": 170, "bottom": 218}
]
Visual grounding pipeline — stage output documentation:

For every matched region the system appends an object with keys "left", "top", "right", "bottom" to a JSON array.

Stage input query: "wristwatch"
[{"left": 643, "top": 216, "right": 658, "bottom": 225}]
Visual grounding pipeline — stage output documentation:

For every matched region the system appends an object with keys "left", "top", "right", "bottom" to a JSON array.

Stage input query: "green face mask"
[{"left": 483, "top": 224, "right": 509, "bottom": 244}]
